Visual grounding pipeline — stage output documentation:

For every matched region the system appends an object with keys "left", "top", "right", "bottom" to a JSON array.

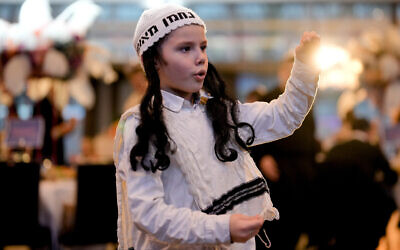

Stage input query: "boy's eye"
[
  {"left": 180, "top": 46, "right": 191, "bottom": 52},
  {"left": 201, "top": 45, "right": 207, "bottom": 51}
]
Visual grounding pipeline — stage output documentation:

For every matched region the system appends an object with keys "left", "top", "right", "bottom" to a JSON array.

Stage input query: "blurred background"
[{"left": 1, "top": 0, "right": 400, "bottom": 249}]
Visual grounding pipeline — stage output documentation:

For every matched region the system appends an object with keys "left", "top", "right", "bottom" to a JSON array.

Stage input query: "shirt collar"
[{"left": 161, "top": 89, "right": 213, "bottom": 112}]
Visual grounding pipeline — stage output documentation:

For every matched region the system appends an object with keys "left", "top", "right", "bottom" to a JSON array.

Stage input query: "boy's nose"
[{"left": 196, "top": 52, "right": 207, "bottom": 65}]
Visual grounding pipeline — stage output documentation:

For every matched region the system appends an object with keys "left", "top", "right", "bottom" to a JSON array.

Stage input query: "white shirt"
[{"left": 113, "top": 59, "right": 319, "bottom": 250}]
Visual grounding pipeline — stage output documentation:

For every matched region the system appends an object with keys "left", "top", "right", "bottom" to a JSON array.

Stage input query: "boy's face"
[{"left": 157, "top": 25, "right": 208, "bottom": 101}]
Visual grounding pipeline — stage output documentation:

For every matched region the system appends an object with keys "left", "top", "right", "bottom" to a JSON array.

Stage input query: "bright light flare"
[
  {"left": 322, "top": 69, "right": 358, "bottom": 89},
  {"left": 315, "top": 45, "right": 350, "bottom": 71},
  {"left": 314, "top": 45, "right": 364, "bottom": 90},
  {"left": 349, "top": 59, "right": 363, "bottom": 74}
]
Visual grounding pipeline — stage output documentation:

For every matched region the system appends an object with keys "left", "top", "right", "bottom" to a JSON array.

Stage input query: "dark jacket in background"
[{"left": 313, "top": 138, "right": 397, "bottom": 250}]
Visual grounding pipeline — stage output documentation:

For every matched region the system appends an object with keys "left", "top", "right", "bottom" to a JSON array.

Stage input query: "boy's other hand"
[{"left": 229, "top": 214, "right": 263, "bottom": 243}]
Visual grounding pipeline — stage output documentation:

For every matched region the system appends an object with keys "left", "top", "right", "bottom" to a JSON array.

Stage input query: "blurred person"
[
  {"left": 34, "top": 94, "right": 77, "bottom": 165},
  {"left": 249, "top": 54, "right": 320, "bottom": 250},
  {"left": 313, "top": 113, "right": 398, "bottom": 250},
  {"left": 325, "top": 112, "right": 397, "bottom": 194},
  {"left": 123, "top": 64, "right": 148, "bottom": 111},
  {"left": 386, "top": 106, "right": 400, "bottom": 211},
  {"left": 113, "top": 3, "right": 321, "bottom": 250},
  {"left": 382, "top": 82, "right": 400, "bottom": 167},
  {"left": 74, "top": 121, "right": 119, "bottom": 164}
]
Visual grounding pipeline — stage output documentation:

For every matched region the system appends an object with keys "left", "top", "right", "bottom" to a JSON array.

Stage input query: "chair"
[
  {"left": 0, "top": 162, "right": 51, "bottom": 249},
  {"left": 59, "top": 164, "right": 118, "bottom": 246}
]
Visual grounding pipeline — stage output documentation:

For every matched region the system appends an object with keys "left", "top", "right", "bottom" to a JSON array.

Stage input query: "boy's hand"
[
  {"left": 229, "top": 214, "right": 264, "bottom": 243},
  {"left": 295, "top": 31, "right": 321, "bottom": 68}
]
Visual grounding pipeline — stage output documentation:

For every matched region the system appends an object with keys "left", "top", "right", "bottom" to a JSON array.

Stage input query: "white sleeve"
[
  {"left": 239, "top": 59, "right": 319, "bottom": 146},
  {"left": 116, "top": 115, "right": 231, "bottom": 246}
]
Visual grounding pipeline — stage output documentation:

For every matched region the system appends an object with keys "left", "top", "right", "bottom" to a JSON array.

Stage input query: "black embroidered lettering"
[
  {"left": 177, "top": 12, "right": 188, "bottom": 19},
  {"left": 163, "top": 12, "right": 196, "bottom": 27},
  {"left": 147, "top": 25, "right": 158, "bottom": 36},
  {"left": 136, "top": 25, "right": 159, "bottom": 51},
  {"left": 167, "top": 14, "right": 179, "bottom": 23},
  {"left": 187, "top": 12, "right": 195, "bottom": 18},
  {"left": 162, "top": 18, "right": 169, "bottom": 27},
  {"left": 137, "top": 36, "right": 149, "bottom": 51}
]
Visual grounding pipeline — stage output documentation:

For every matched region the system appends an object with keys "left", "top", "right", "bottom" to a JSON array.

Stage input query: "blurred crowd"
[{"left": 247, "top": 49, "right": 400, "bottom": 250}]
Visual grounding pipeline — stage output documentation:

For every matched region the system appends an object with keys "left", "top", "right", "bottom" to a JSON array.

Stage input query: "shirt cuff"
[{"left": 205, "top": 213, "right": 231, "bottom": 244}]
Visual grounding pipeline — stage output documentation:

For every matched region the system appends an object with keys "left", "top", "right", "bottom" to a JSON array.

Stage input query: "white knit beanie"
[{"left": 133, "top": 4, "right": 206, "bottom": 58}]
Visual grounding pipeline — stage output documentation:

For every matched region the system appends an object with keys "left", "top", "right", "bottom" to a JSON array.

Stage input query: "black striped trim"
[{"left": 202, "top": 177, "right": 268, "bottom": 215}]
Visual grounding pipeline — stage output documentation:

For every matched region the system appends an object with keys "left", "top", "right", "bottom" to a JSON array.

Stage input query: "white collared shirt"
[{"left": 114, "top": 59, "right": 318, "bottom": 250}]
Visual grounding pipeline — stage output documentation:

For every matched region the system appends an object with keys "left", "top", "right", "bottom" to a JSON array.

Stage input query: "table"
[{"left": 39, "top": 167, "right": 77, "bottom": 249}]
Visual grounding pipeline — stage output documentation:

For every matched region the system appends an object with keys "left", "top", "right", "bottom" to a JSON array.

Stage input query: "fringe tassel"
[{"left": 256, "top": 228, "right": 272, "bottom": 248}]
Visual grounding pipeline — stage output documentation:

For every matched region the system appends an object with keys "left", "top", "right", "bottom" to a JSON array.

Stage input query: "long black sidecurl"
[
  {"left": 203, "top": 63, "right": 255, "bottom": 162},
  {"left": 129, "top": 39, "right": 171, "bottom": 173},
  {"left": 129, "top": 40, "right": 255, "bottom": 172}
]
